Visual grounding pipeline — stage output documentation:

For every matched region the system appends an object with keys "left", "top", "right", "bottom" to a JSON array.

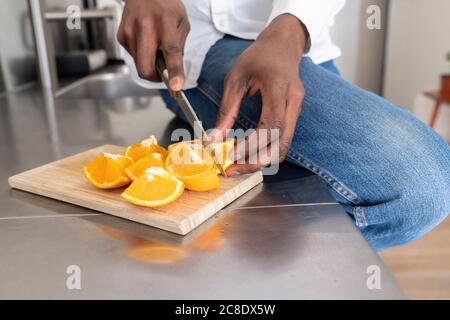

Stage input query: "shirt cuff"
[{"left": 267, "top": 0, "right": 345, "bottom": 54}]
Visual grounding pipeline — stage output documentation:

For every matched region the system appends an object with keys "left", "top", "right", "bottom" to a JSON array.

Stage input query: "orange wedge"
[
  {"left": 165, "top": 142, "right": 214, "bottom": 167},
  {"left": 121, "top": 166, "right": 184, "bottom": 207},
  {"left": 124, "top": 152, "right": 164, "bottom": 181},
  {"left": 83, "top": 153, "right": 133, "bottom": 189},
  {"left": 125, "top": 135, "right": 167, "bottom": 162},
  {"left": 167, "top": 139, "right": 234, "bottom": 172},
  {"left": 168, "top": 163, "right": 220, "bottom": 192},
  {"left": 167, "top": 139, "right": 201, "bottom": 153},
  {"left": 166, "top": 144, "right": 220, "bottom": 191}
]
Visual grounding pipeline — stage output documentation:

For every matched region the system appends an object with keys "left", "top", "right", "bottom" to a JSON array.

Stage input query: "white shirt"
[{"left": 125, "top": 0, "right": 346, "bottom": 89}]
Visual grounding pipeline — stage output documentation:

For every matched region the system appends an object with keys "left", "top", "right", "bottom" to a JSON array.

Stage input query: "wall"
[
  {"left": 383, "top": 0, "right": 450, "bottom": 110},
  {"left": 330, "top": 0, "right": 388, "bottom": 94}
]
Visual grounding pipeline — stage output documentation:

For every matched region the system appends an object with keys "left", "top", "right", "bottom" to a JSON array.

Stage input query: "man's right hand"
[{"left": 117, "top": 0, "right": 190, "bottom": 91}]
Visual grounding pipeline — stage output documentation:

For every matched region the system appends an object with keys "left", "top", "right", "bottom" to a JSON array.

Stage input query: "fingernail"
[
  {"left": 170, "top": 77, "right": 182, "bottom": 91},
  {"left": 228, "top": 171, "right": 240, "bottom": 177}
]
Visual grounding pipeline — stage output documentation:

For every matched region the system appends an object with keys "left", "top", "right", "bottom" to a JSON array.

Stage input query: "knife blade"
[{"left": 155, "top": 51, "right": 227, "bottom": 176}]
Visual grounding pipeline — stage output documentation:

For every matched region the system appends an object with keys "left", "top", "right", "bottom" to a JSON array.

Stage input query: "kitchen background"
[{"left": 0, "top": 0, "right": 449, "bottom": 298}]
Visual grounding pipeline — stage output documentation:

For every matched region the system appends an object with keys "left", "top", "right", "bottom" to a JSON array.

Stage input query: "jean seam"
[
  {"left": 197, "top": 83, "right": 258, "bottom": 129},
  {"left": 289, "top": 152, "right": 369, "bottom": 227},
  {"left": 289, "top": 151, "right": 362, "bottom": 198},
  {"left": 353, "top": 206, "right": 368, "bottom": 228}
]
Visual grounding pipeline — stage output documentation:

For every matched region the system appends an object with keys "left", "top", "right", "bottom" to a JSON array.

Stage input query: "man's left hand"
[{"left": 212, "top": 14, "right": 308, "bottom": 175}]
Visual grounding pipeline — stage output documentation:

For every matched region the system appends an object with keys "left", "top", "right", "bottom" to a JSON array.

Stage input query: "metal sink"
[{"left": 57, "top": 67, "right": 158, "bottom": 99}]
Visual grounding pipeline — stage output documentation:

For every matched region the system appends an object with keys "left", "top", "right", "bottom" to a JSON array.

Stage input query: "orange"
[
  {"left": 83, "top": 153, "right": 133, "bottom": 189},
  {"left": 121, "top": 166, "right": 184, "bottom": 207},
  {"left": 166, "top": 142, "right": 213, "bottom": 166},
  {"left": 166, "top": 144, "right": 220, "bottom": 191},
  {"left": 125, "top": 135, "right": 167, "bottom": 162},
  {"left": 167, "top": 139, "right": 201, "bottom": 153},
  {"left": 168, "top": 163, "right": 220, "bottom": 192},
  {"left": 210, "top": 138, "right": 234, "bottom": 171},
  {"left": 167, "top": 139, "right": 234, "bottom": 172},
  {"left": 124, "top": 152, "right": 164, "bottom": 181}
]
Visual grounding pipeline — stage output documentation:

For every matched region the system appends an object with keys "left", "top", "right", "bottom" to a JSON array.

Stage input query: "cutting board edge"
[
  {"left": 177, "top": 171, "right": 263, "bottom": 234},
  {"left": 8, "top": 175, "right": 184, "bottom": 234},
  {"left": 7, "top": 144, "right": 119, "bottom": 182},
  {"left": 8, "top": 171, "right": 263, "bottom": 236}
]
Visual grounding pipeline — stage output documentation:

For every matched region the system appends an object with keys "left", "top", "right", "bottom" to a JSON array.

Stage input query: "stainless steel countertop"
[{"left": 0, "top": 77, "right": 405, "bottom": 299}]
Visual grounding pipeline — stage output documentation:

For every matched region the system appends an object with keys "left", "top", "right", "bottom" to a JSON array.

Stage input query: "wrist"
[
  {"left": 258, "top": 13, "right": 308, "bottom": 59},
  {"left": 276, "top": 14, "right": 308, "bottom": 55}
]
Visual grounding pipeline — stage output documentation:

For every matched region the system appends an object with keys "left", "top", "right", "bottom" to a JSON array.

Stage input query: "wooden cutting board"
[{"left": 8, "top": 145, "right": 263, "bottom": 235}]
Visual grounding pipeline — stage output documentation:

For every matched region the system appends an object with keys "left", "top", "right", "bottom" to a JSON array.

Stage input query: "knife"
[{"left": 155, "top": 51, "right": 227, "bottom": 176}]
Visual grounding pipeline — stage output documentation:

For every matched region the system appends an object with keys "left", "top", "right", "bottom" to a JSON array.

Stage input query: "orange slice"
[
  {"left": 167, "top": 139, "right": 234, "bottom": 172},
  {"left": 124, "top": 152, "right": 164, "bottom": 181},
  {"left": 83, "top": 153, "right": 133, "bottom": 189},
  {"left": 121, "top": 166, "right": 184, "bottom": 207},
  {"left": 125, "top": 135, "right": 167, "bottom": 162},
  {"left": 166, "top": 144, "right": 220, "bottom": 191}
]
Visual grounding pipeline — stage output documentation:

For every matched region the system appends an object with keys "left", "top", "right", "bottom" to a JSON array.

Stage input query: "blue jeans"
[{"left": 161, "top": 35, "right": 450, "bottom": 251}]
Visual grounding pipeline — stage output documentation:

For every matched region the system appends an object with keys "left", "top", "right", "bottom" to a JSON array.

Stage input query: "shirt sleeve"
[{"left": 267, "top": 0, "right": 346, "bottom": 53}]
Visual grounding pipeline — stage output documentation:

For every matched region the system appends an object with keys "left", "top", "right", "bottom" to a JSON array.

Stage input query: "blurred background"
[
  {"left": 0, "top": 0, "right": 449, "bottom": 298},
  {"left": 1, "top": 0, "right": 449, "bottom": 138}
]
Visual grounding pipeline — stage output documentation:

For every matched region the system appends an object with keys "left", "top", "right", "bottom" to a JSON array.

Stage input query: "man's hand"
[
  {"left": 117, "top": 0, "right": 190, "bottom": 91},
  {"left": 212, "top": 14, "right": 307, "bottom": 175}
]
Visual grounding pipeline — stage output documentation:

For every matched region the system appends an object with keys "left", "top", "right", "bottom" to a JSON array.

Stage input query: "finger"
[
  {"left": 177, "top": 16, "right": 190, "bottom": 53},
  {"left": 286, "top": 83, "right": 304, "bottom": 121},
  {"left": 228, "top": 129, "right": 255, "bottom": 164},
  {"left": 135, "top": 21, "right": 159, "bottom": 81},
  {"left": 234, "top": 84, "right": 286, "bottom": 161},
  {"left": 117, "top": 21, "right": 136, "bottom": 59},
  {"left": 226, "top": 143, "right": 277, "bottom": 175},
  {"left": 160, "top": 17, "right": 186, "bottom": 91},
  {"left": 211, "top": 73, "right": 248, "bottom": 142},
  {"left": 277, "top": 84, "right": 303, "bottom": 161}
]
